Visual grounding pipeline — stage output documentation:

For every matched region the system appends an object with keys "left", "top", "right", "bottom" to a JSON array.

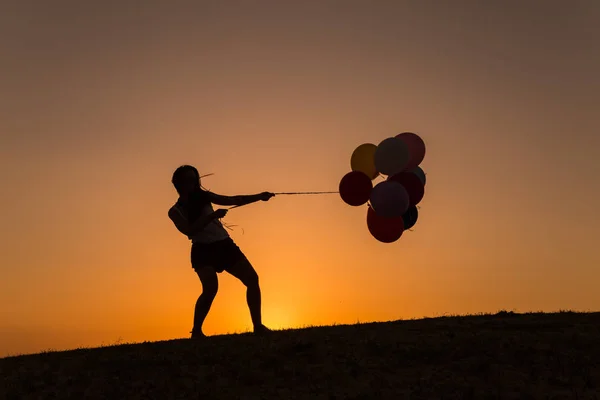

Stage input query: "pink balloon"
[
  {"left": 395, "top": 132, "right": 426, "bottom": 170},
  {"left": 369, "top": 181, "right": 409, "bottom": 217}
]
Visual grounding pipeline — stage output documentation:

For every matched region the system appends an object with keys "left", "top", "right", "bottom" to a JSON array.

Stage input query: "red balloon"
[
  {"left": 367, "top": 206, "right": 405, "bottom": 243},
  {"left": 388, "top": 172, "right": 425, "bottom": 206},
  {"left": 339, "top": 171, "right": 373, "bottom": 206},
  {"left": 395, "top": 132, "right": 426, "bottom": 171}
]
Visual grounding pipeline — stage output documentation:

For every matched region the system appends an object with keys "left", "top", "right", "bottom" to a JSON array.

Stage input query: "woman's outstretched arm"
[{"left": 208, "top": 192, "right": 274, "bottom": 206}]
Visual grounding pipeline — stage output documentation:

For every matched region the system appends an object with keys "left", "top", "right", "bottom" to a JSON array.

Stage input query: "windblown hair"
[{"left": 171, "top": 165, "right": 200, "bottom": 195}]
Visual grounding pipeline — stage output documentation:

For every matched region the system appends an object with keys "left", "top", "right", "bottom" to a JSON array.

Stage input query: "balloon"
[
  {"left": 369, "top": 180, "right": 409, "bottom": 217},
  {"left": 350, "top": 143, "right": 379, "bottom": 179},
  {"left": 402, "top": 205, "right": 419, "bottom": 230},
  {"left": 338, "top": 171, "right": 373, "bottom": 206},
  {"left": 350, "top": 143, "right": 379, "bottom": 180},
  {"left": 410, "top": 166, "right": 426, "bottom": 186},
  {"left": 367, "top": 206, "right": 404, "bottom": 243},
  {"left": 374, "top": 137, "right": 410, "bottom": 176},
  {"left": 396, "top": 132, "right": 426, "bottom": 170},
  {"left": 388, "top": 172, "right": 425, "bottom": 206}
]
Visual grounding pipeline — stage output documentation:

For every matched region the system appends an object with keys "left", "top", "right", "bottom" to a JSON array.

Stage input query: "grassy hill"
[{"left": 1, "top": 311, "right": 599, "bottom": 399}]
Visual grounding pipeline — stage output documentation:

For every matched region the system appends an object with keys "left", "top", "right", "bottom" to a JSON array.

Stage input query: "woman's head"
[{"left": 172, "top": 165, "right": 201, "bottom": 195}]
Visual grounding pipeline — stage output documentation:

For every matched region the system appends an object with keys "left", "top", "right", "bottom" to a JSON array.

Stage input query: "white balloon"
[{"left": 374, "top": 137, "right": 409, "bottom": 176}]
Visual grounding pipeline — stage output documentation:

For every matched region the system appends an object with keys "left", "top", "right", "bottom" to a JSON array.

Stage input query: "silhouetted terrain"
[{"left": 1, "top": 311, "right": 599, "bottom": 399}]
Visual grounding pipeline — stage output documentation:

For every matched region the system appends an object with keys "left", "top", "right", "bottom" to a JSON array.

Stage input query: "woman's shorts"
[{"left": 190, "top": 237, "right": 246, "bottom": 273}]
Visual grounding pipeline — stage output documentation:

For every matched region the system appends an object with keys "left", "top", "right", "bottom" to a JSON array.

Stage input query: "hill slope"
[{"left": 1, "top": 311, "right": 599, "bottom": 399}]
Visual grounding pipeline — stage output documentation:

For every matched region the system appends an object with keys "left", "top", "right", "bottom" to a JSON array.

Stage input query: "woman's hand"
[
  {"left": 213, "top": 208, "right": 229, "bottom": 219},
  {"left": 259, "top": 192, "right": 275, "bottom": 201}
]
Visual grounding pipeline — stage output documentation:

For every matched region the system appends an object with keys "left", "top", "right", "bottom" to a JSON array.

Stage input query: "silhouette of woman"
[{"left": 168, "top": 165, "right": 274, "bottom": 338}]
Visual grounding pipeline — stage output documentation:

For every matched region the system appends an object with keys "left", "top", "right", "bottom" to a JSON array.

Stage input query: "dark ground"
[{"left": 1, "top": 311, "right": 599, "bottom": 399}]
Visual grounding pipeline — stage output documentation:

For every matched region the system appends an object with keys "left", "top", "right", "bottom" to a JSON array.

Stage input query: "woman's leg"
[
  {"left": 226, "top": 258, "right": 270, "bottom": 333},
  {"left": 192, "top": 266, "right": 219, "bottom": 337}
]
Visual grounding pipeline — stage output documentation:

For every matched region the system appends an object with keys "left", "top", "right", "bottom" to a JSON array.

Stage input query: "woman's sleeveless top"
[{"left": 172, "top": 190, "right": 229, "bottom": 244}]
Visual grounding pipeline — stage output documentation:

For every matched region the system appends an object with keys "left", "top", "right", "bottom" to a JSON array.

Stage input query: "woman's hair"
[{"left": 171, "top": 165, "right": 200, "bottom": 195}]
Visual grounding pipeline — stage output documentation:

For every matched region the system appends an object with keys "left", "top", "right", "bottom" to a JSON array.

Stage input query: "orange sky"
[{"left": 1, "top": 1, "right": 599, "bottom": 357}]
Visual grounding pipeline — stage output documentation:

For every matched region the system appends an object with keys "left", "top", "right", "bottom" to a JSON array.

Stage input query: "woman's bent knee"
[
  {"left": 202, "top": 286, "right": 218, "bottom": 298},
  {"left": 196, "top": 266, "right": 219, "bottom": 296},
  {"left": 245, "top": 271, "right": 259, "bottom": 288}
]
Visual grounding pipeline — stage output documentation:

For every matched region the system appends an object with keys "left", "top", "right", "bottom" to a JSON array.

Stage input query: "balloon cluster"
[{"left": 338, "top": 132, "right": 427, "bottom": 243}]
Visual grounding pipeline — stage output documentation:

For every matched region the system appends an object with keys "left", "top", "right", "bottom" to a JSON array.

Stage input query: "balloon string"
[
  {"left": 202, "top": 172, "right": 337, "bottom": 232},
  {"left": 220, "top": 220, "right": 244, "bottom": 235},
  {"left": 227, "top": 191, "right": 338, "bottom": 210},
  {"left": 220, "top": 191, "right": 339, "bottom": 233}
]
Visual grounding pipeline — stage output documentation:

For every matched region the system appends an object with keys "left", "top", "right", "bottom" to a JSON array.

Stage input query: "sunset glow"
[{"left": 1, "top": 1, "right": 599, "bottom": 357}]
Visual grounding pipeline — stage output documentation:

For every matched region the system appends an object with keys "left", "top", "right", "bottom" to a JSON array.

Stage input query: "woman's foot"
[
  {"left": 190, "top": 329, "right": 206, "bottom": 339},
  {"left": 253, "top": 324, "right": 272, "bottom": 335}
]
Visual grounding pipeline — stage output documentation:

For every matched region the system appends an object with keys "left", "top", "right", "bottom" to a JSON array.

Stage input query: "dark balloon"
[
  {"left": 369, "top": 180, "right": 410, "bottom": 217},
  {"left": 338, "top": 171, "right": 373, "bottom": 206},
  {"left": 402, "top": 205, "right": 419, "bottom": 230},
  {"left": 395, "top": 132, "right": 426, "bottom": 170},
  {"left": 388, "top": 172, "right": 425, "bottom": 206},
  {"left": 409, "top": 166, "right": 426, "bottom": 185},
  {"left": 366, "top": 206, "right": 405, "bottom": 243}
]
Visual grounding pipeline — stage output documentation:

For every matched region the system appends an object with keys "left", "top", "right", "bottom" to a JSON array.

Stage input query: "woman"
[{"left": 168, "top": 165, "right": 274, "bottom": 338}]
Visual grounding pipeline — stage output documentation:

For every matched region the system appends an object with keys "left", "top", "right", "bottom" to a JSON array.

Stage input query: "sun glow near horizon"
[{"left": 2, "top": 1, "right": 600, "bottom": 357}]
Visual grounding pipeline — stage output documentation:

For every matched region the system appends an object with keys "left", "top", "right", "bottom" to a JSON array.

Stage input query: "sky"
[{"left": 1, "top": 0, "right": 599, "bottom": 357}]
